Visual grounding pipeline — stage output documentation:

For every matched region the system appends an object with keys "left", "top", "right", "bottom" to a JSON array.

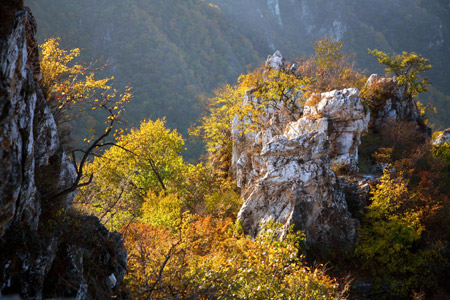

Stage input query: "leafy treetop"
[{"left": 368, "top": 49, "right": 432, "bottom": 97}]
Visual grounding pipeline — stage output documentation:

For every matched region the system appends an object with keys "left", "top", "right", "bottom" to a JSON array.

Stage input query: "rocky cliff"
[
  {"left": 234, "top": 51, "right": 432, "bottom": 252},
  {"left": 0, "top": 5, "right": 126, "bottom": 299},
  {"left": 234, "top": 53, "right": 370, "bottom": 251}
]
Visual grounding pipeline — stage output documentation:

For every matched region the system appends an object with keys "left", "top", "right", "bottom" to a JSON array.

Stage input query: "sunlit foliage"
[
  {"left": 192, "top": 64, "right": 308, "bottom": 175},
  {"left": 76, "top": 118, "right": 186, "bottom": 229},
  {"left": 125, "top": 216, "right": 347, "bottom": 300},
  {"left": 368, "top": 49, "right": 431, "bottom": 97},
  {"left": 40, "top": 38, "right": 112, "bottom": 125},
  {"left": 297, "top": 37, "right": 366, "bottom": 93},
  {"left": 77, "top": 118, "right": 241, "bottom": 230},
  {"left": 193, "top": 37, "right": 366, "bottom": 176}
]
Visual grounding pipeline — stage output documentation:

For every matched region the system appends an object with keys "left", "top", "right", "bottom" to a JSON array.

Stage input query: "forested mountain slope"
[
  {"left": 26, "top": 0, "right": 264, "bottom": 156},
  {"left": 26, "top": 0, "right": 450, "bottom": 152}
]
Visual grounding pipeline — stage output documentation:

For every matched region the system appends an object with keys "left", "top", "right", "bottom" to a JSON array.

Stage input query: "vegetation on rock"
[{"left": 6, "top": 3, "right": 448, "bottom": 296}]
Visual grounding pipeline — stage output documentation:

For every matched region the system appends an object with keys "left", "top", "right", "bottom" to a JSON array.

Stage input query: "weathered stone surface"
[
  {"left": 432, "top": 128, "right": 450, "bottom": 146},
  {"left": 265, "top": 50, "right": 285, "bottom": 70},
  {"left": 341, "top": 175, "right": 375, "bottom": 221},
  {"left": 0, "top": 7, "right": 126, "bottom": 299},
  {"left": 365, "top": 74, "right": 429, "bottom": 135},
  {"left": 0, "top": 7, "right": 43, "bottom": 239},
  {"left": 235, "top": 53, "right": 368, "bottom": 250},
  {"left": 43, "top": 215, "right": 127, "bottom": 300},
  {"left": 286, "top": 88, "right": 370, "bottom": 172},
  {"left": 237, "top": 130, "right": 358, "bottom": 249}
]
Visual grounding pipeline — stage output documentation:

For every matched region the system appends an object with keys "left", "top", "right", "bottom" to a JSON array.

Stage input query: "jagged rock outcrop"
[
  {"left": 365, "top": 74, "right": 430, "bottom": 136},
  {"left": 0, "top": 5, "right": 126, "bottom": 299},
  {"left": 432, "top": 128, "right": 450, "bottom": 146},
  {"left": 286, "top": 88, "right": 370, "bottom": 173},
  {"left": 265, "top": 50, "right": 285, "bottom": 69},
  {"left": 235, "top": 52, "right": 369, "bottom": 250}
]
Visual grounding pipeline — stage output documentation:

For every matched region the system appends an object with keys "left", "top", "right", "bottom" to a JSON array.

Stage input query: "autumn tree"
[
  {"left": 368, "top": 49, "right": 431, "bottom": 97},
  {"left": 40, "top": 38, "right": 113, "bottom": 128},
  {"left": 356, "top": 149, "right": 450, "bottom": 297},
  {"left": 77, "top": 118, "right": 240, "bottom": 230},
  {"left": 39, "top": 38, "right": 132, "bottom": 198},
  {"left": 297, "top": 37, "right": 366, "bottom": 92},
  {"left": 124, "top": 216, "right": 347, "bottom": 300},
  {"left": 192, "top": 63, "right": 309, "bottom": 176}
]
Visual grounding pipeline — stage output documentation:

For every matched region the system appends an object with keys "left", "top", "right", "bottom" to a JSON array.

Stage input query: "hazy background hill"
[{"left": 26, "top": 0, "right": 450, "bottom": 158}]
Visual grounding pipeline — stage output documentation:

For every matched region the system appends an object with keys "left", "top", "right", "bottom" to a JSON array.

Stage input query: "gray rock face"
[
  {"left": 265, "top": 50, "right": 285, "bottom": 69},
  {"left": 237, "top": 130, "right": 358, "bottom": 249},
  {"left": 366, "top": 74, "right": 419, "bottom": 128},
  {"left": 432, "top": 128, "right": 450, "bottom": 146},
  {"left": 365, "top": 74, "right": 431, "bottom": 137},
  {"left": 235, "top": 56, "right": 369, "bottom": 250},
  {"left": 0, "top": 7, "right": 49, "bottom": 239},
  {"left": 286, "top": 88, "right": 370, "bottom": 173},
  {"left": 0, "top": 7, "right": 126, "bottom": 299}
]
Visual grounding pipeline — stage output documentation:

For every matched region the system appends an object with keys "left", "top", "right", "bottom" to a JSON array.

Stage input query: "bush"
[
  {"left": 356, "top": 168, "right": 433, "bottom": 296},
  {"left": 124, "top": 216, "right": 347, "bottom": 300}
]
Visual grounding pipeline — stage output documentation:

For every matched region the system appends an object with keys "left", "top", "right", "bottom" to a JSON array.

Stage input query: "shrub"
[{"left": 124, "top": 216, "right": 347, "bottom": 300}]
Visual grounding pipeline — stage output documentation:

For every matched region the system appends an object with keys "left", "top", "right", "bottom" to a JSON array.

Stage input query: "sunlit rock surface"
[
  {"left": 432, "top": 128, "right": 450, "bottom": 146},
  {"left": 286, "top": 88, "right": 370, "bottom": 173},
  {"left": 235, "top": 52, "right": 369, "bottom": 250}
]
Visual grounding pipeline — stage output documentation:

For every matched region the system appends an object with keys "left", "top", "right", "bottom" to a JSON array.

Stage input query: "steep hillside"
[
  {"left": 26, "top": 0, "right": 450, "bottom": 155},
  {"left": 26, "top": 0, "right": 263, "bottom": 155},
  {"left": 0, "top": 5, "right": 126, "bottom": 299}
]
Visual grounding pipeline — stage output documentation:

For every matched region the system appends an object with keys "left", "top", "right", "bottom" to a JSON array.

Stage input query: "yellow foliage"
[
  {"left": 78, "top": 118, "right": 241, "bottom": 231},
  {"left": 141, "top": 191, "right": 183, "bottom": 228},
  {"left": 356, "top": 168, "right": 439, "bottom": 296},
  {"left": 40, "top": 38, "right": 113, "bottom": 125},
  {"left": 192, "top": 64, "right": 308, "bottom": 175},
  {"left": 124, "top": 216, "right": 347, "bottom": 299},
  {"left": 77, "top": 118, "right": 186, "bottom": 230},
  {"left": 193, "top": 37, "right": 365, "bottom": 175}
]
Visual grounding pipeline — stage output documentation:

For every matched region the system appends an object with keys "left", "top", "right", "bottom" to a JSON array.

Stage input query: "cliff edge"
[{"left": 0, "top": 5, "right": 126, "bottom": 299}]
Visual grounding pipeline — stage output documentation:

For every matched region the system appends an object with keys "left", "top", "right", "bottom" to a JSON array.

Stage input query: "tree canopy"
[{"left": 368, "top": 49, "right": 432, "bottom": 97}]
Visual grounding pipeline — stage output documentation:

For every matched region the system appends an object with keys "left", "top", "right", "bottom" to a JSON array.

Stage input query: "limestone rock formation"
[
  {"left": 265, "top": 50, "right": 285, "bottom": 70},
  {"left": 286, "top": 88, "right": 370, "bottom": 173},
  {"left": 235, "top": 52, "right": 369, "bottom": 250},
  {"left": 365, "top": 74, "right": 430, "bottom": 136},
  {"left": 432, "top": 128, "right": 450, "bottom": 146},
  {"left": 0, "top": 5, "right": 126, "bottom": 299}
]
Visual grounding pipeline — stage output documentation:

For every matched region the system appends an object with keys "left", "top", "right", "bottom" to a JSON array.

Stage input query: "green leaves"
[
  {"left": 77, "top": 118, "right": 186, "bottom": 230},
  {"left": 368, "top": 49, "right": 432, "bottom": 97},
  {"left": 356, "top": 168, "right": 434, "bottom": 296}
]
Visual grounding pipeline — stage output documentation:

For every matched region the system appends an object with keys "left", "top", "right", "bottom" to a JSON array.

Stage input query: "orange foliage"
[{"left": 123, "top": 216, "right": 346, "bottom": 299}]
